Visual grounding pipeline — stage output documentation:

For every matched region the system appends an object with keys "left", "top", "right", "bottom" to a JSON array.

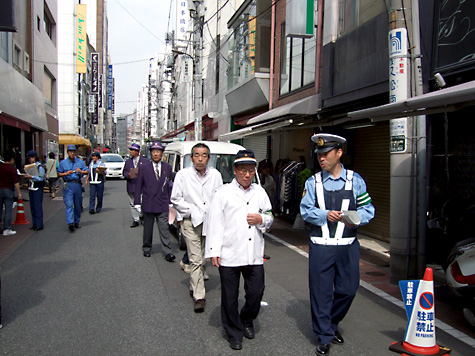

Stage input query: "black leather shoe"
[
  {"left": 89, "top": 210, "right": 95, "bottom": 214},
  {"left": 315, "top": 344, "right": 330, "bottom": 355},
  {"left": 29, "top": 226, "right": 37, "bottom": 230},
  {"left": 243, "top": 325, "right": 255, "bottom": 339},
  {"left": 229, "top": 339, "right": 242, "bottom": 350},
  {"left": 34, "top": 227, "right": 43, "bottom": 231},
  {"left": 68, "top": 224, "right": 75, "bottom": 232},
  {"left": 130, "top": 221, "right": 139, "bottom": 228},
  {"left": 74, "top": 223, "right": 81, "bottom": 229},
  {"left": 165, "top": 253, "right": 176, "bottom": 262},
  {"left": 332, "top": 330, "right": 344, "bottom": 344},
  {"left": 143, "top": 250, "right": 151, "bottom": 257},
  {"left": 194, "top": 299, "right": 205, "bottom": 313}
]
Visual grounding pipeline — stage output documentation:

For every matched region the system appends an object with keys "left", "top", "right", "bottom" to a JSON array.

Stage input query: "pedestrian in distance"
[
  {"left": 134, "top": 142, "right": 175, "bottom": 261},
  {"left": 300, "top": 133, "right": 375, "bottom": 356},
  {"left": 171, "top": 142, "right": 223, "bottom": 313},
  {"left": 123, "top": 143, "right": 147, "bottom": 228},
  {"left": 45, "top": 152, "right": 59, "bottom": 198},
  {"left": 57, "top": 144, "right": 88, "bottom": 232},
  {"left": 24, "top": 150, "right": 46, "bottom": 231},
  {"left": 205, "top": 149, "right": 273, "bottom": 351},
  {"left": 85, "top": 152, "right": 107, "bottom": 214},
  {"left": 0, "top": 150, "right": 23, "bottom": 236}
]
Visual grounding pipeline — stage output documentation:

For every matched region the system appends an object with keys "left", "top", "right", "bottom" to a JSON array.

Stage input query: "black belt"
[{"left": 65, "top": 180, "right": 80, "bottom": 183}]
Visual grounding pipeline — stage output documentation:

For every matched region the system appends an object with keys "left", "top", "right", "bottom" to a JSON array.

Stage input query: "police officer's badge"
[{"left": 317, "top": 137, "right": 324, "bottom": 147}]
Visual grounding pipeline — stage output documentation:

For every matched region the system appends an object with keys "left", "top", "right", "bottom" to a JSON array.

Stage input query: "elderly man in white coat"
[
  {"left": 171, "top": 142, "right": 223, "bottom": 313},
  {"left": 205, "top": 149, "right": 273, "bottom": 351}
]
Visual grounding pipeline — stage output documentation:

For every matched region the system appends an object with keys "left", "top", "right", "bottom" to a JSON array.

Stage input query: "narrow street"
[{"left": 0, "top": 180, "right": 473, "bottom": 355}]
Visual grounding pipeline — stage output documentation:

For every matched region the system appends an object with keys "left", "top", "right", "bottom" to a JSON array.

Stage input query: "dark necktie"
[{"left": 155, "top": 163, "right": 160, "bottom": 181}]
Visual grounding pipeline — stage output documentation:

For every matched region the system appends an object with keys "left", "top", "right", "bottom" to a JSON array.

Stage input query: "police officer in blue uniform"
[
  {"left": 57, "top": 144, "right": 88, "bottom": 232},
  {"left": 300, "top": 133, "right": 375, "bottom": 356},
  {"left": 85, "top": 151, "right": 107, "bottom": 214}
]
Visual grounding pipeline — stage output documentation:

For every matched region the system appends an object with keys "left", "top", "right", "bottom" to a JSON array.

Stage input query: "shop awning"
[
  {"left": 247, "top": 94, "right": 320, "bottom": 125},
  {"left": 347, "top": 80, "right": 475, "bottom": 121},
  {"left": 59, "top": 134, "right": 91, "bottom": 147},
  {"left": 219, "top": 118, "right": 295, "bottom": 141}
]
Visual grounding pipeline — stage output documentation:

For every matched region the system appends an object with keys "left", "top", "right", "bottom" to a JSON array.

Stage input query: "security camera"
[{"left": 434, "top": 73, "right": 446, "bottom": 88}]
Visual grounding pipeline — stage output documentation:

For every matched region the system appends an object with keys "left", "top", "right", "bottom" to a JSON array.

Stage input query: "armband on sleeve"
[{"left": 357, "top": 192, "right": 372, "bottom": 207}]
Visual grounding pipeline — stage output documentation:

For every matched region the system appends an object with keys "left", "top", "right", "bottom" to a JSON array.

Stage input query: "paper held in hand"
[
  {"left": 97, "top": 166, "right": 107, "bottom": 173},
  {"left": 341, "top": 210, "right": 361, "bottom": 225}
]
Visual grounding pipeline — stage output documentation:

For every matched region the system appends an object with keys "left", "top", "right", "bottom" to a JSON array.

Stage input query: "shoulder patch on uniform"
[{"left": 302, "top": 188, "right": 307, "bottom": 198}]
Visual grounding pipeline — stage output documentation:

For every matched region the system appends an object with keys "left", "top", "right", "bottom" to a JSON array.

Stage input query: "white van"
[{"left": 163, "top": 140, "right": 246, "bottom": 183}]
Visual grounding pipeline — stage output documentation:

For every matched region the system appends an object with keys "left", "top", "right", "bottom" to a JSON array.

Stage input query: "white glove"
[{"left": 134, "top": 205, "right": 142, "bottom": 213}]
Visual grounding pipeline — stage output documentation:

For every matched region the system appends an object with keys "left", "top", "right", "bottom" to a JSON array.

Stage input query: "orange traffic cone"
[
  {"left": 12, "top": 198, "right": 30, "bottom": 225},
  {"left": 389, "top": 268, "right": 451, "bottom": 356}
]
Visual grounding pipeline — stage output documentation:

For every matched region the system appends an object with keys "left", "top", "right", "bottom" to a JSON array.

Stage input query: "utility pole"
[
  {"left": 388, "top": 0, "right": 416, "bottom": 282},
  {"left": 192, "top": 1, "right": 204, "bottom": 141}
]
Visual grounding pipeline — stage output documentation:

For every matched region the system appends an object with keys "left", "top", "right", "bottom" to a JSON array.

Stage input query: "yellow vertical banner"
[
  {"left": 76, "top": 4, "right": 87, "bottom": 73},
  {"left": 248, "top": 16, "right": 256, "bottom": 74}
]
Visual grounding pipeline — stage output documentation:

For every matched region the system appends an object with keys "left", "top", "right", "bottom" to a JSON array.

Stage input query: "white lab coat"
[
  {"left": 205, "top": 179, "right": 274, "bottom": 267},
  {"left": 170, "top": 166, "right": 223, "bottom": 235}
]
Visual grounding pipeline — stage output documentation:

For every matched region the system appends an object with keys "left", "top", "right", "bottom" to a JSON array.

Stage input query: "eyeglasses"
[{"left": 236, "top": 167, "right": 256, "bottom": 174}]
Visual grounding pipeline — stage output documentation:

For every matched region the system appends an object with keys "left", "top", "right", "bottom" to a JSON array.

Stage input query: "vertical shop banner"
[
  {"left": 91, "top": 53, "right": 99, "bottom": 93},
  {"left": 76, "top": 4, "right": 87, "bottom": 73},
  {"left": 176, "top": 1, "right": 189, "bottom": 44},
  {"left": 181, "top": 57, "right": 192, "bottom": 83},
  {"left": 91, "top": 94, "right": 98, "bottom": 124},
  {"left": 112, "top": 78, "right": 115, "bottom": 114},
  {"left": 107, "top": 65, "right": 113, "bottom": 110},
  {"left": 98, "top": 74, "right": 103, "bottom": 108}
]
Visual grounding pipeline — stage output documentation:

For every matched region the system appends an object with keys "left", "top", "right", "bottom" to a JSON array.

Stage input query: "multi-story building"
[
  {"left": 57, "top": 0, "right": 110, "bottom": 157},
  {"left": 160, "top": 0, "right": 475, "bottom": 281},
  {"left": 0, "top": 0, "right": 59, "bottom": 161}
]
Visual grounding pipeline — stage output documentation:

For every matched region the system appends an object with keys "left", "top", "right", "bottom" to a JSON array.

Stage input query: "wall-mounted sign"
[
  {"left": 91, "top": 52, "right": 99, "bottom": 93},
  {"left": 76, "top": 4, "right": 87, "bottom": 74},
  {"left": 286, "top": 0, "right": 315, "bottom": 38},
  {"left": 107, "top": 65, "right": 113, "bottom": 111}
]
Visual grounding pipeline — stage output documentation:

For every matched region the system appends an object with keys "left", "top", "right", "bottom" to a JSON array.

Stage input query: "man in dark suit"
[
  {"left": 134, "top": 142, "right": 175, "bottom": 261},
  {"left": 123, "top": 143, "right": 148, "bottom": 227}
]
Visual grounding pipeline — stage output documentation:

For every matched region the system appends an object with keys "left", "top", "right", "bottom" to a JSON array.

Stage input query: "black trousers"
[
  {"left": 219, "top": 264, "right": 265, "bottom": 342},
  {"left": 142, "top": 211, "right": 172, "bottom": 256}
]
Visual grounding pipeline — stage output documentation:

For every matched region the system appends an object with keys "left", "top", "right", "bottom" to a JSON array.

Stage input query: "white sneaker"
[
  {"left": 204, "top": 271, "right": 209, "bottom": 280},
  {"left": 3, "top": 229, "right": 17, "bottom": 236}
]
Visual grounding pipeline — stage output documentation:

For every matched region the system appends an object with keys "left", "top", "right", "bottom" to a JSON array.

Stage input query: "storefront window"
[
  {"left": 227, "top": 0, "right": 271, "bottom": 90},
  {"left": 280, "top": 23, "right": 316, "bottom": 96}
]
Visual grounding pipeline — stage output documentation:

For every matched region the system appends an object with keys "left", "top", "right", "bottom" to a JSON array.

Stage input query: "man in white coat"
[
  {"left": 171, "top": 142, "right": 223, "bottom": 313},
  {"left": 205, "top": 149, "right": 273, "bottom": 351}
]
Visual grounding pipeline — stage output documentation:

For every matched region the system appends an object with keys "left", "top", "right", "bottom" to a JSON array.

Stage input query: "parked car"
[
  {"left": 100, "top": 153, "right": 125, "bottom": 179},
  {"left": 163, "top": 140, "right": 247, "bottom": 250},
  {"left": 163, "top": 140, "right": 246, "bottom": 183}
]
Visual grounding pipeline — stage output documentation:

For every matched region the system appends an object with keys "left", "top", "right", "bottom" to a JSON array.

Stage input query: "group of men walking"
[{"left": 1, "top": 131, "right": 374, "bottom": 355}]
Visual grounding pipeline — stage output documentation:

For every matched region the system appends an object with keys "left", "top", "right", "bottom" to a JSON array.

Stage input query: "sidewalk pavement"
[
  {"left": 2, "top": 190, "right": 474, "bottom": 346},
  {"left": 265, "top": 214, "right": 475, "bottom": 345},
  {"left": 0, "top": 188, "right": 64, "bottom": 264}
]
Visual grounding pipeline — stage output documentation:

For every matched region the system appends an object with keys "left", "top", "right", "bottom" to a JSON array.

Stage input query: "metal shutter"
[
  {"left": 242, "top": 135, "right": 269, "bottom": 163},
  {"left": 352, "top": 123, "right": 390, "bottom": 242}
]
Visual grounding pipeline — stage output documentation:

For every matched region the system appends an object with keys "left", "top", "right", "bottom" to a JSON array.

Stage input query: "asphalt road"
[{"left": 0, "top": 180, "right": 473, "bottom": 355}]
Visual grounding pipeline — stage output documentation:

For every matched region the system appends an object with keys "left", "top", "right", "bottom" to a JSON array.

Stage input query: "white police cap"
[{"left": 311, "top": 133, "right": 346, "bottom": 153}]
